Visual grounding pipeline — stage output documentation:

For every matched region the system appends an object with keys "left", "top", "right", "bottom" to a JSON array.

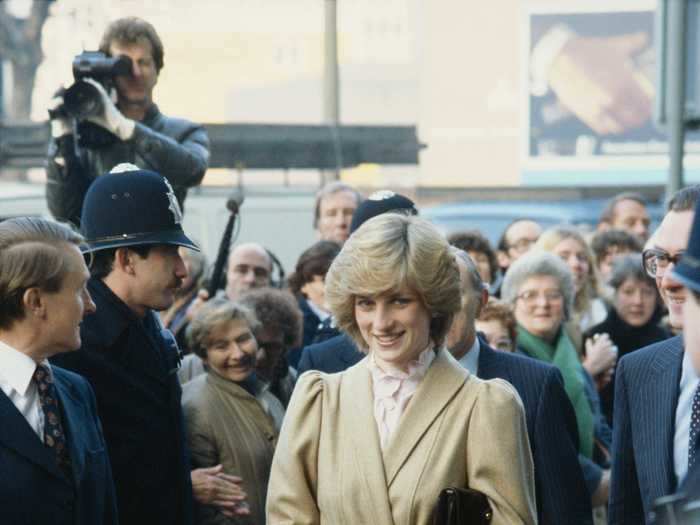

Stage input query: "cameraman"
[{"left": 46, "top": 17, "right": 210, "bottom": 226}]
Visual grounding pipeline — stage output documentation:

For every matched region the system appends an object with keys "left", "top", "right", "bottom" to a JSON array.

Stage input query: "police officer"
[{"left": 52, "top": 164, "right": 245, "bottom": 525}]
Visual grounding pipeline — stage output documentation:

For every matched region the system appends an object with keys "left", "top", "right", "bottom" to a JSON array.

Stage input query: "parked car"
[{"left": 421, "top": 199, "right": 664, "bottom": 246}]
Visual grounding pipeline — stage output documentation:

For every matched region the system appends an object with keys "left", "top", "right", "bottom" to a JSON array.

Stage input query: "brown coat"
[
  {"left": 183, "top": 372, "right": 284, "bottom": 525},
  {"left": 266, "top": 348, "right": 537, "bottom": 525}
]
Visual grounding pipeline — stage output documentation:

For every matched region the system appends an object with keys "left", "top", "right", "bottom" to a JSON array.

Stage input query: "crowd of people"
[{"left": 3, "top": 13, "right": 700, "bottom": 525}]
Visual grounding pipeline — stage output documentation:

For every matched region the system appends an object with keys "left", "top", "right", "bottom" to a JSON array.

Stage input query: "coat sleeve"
[
  {"left": 45, "top": 134, "right": 94, "bottom": 226},
  {"left": 182, "top": 387, "right": 238, "bottom": 525},
  {"left": 131, "top": 122, "right": 209, "bottom": 189},
  {"left": 467, "top": 379, "right": 538, "bottom": 525},
  {"left": 608, "top": 357, "right": 645, "bottom": 524},
  {"left": 266, "top": 371, "right": 324, "bottom": 525},
  {"left": 535, "top": 367, "right": 593, "bottom": 524}
]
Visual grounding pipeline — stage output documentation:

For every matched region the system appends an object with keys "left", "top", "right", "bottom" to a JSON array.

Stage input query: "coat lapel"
[
  {"left": 383, "top": 349, "right": 468, "bottom": 487},
  {"left": 54, "top": 372, "right": 87, "bottom": 485},
  {"left": 0, "top": 388, "right": 66, "bottom": 481},
  {"left": 343, "top": 359, "right": 395, "bottom": 525},
  {"left": 644, "top": 336, "right": 683, "bottom": 494}
]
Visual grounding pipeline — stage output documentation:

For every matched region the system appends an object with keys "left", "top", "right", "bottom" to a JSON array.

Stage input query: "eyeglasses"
[
  {"left": 642, "top": 248, "right": 684, "bottom": 278},
  {"left": 492, "top": 338, "right": 514, "bottom": 352},
  {"left": 515, "top": 289, "right": 563, "bottom": 305},
  {"left": 508, "top": 237, "right": 538, "bottom": 253}
]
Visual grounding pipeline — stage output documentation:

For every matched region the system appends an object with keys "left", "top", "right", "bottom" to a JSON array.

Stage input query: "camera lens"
[{"left": 63, "top": 80, "right": 103, "bottom": 119}]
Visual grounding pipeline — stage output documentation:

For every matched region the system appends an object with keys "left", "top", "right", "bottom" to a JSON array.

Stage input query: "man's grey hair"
[
  {"left": 501, "top": 250, "right": 575, "bottom": 321},
  {"left": 312, "top": 181, "right": 363, "bottom": 228}
]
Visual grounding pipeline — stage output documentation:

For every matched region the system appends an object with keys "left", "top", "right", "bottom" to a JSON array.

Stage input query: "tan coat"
[
  {"left": 266, "top": 348, "right": 537, "bottom": 525},
  {"left": 183, "top": 372, "right": 285, "bottom": 525}
]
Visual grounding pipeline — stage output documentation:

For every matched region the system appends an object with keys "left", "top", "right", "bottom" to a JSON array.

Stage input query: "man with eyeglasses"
[
  {"left": 496, "top": 219, "right": 543, "bottom": 285},
  {"left": 609, "top": 185, "right": 700, "bottom": 524},
  {"left": 447, "top": 249, "right": 593, "bottom": 525}
]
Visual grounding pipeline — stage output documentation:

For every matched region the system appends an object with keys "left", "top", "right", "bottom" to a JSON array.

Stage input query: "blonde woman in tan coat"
[
  {"left": 183, "top": 299, "right": 285, "bottom": 525},
  {"left": 266, "top": 214, "right": 537, "bottom": 525}
]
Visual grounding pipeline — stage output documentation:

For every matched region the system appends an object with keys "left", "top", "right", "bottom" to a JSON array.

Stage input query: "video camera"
[{"left": 62, "top": 51, "right": 132, "bottom": 120}]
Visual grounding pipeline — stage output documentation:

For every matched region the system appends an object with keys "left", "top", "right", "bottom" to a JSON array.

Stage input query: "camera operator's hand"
[
  {"left": 83, "top": 78, "right": 135, "bottom": 141},
  {"left": 48, "top": 90, "right": 71, "bottom": 139}
]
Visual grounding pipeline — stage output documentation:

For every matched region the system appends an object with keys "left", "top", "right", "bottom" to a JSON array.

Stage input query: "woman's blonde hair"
[
  {"left": 325, "top": 213, "right": 461, "bottom": 350},
  {"left": 535, "top": 226, "right": 599, "bottom": 316}
]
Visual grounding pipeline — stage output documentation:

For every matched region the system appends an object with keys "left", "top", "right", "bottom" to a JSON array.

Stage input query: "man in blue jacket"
[
  {"left": 0, "top": 217, "right": 117, "bottom": 525},
  {"left": 609, "top": 186, "right": 700, "bottom": 524}
]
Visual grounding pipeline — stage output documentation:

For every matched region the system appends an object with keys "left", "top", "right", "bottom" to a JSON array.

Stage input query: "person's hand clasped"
[
  {"left": 547, "top": 32, "right": 653, "bottom": 135},
  {"left": 82, "top": 78, "right": 135, "bottom": 141},
  {"left": 583, "top": 332, "right": 618, "bottom": 378},
  {"left": 191, "top": 465, "right": 250, "bottom": 517}
]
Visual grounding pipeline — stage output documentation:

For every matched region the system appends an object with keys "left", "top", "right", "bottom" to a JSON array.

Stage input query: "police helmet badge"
[
  {"left": 162, "top": 178, "right": 183, "bottom": 224},
  {"left": 368, "top": 190, "right": 396, "bottom": 201}
]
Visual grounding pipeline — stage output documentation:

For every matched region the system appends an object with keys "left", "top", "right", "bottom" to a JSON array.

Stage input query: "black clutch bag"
[{"left": 432, "top": 487, "right": 493, "bottom": 525}]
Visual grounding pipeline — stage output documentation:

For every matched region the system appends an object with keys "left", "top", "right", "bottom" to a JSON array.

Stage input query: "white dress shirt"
[
  {"left": 306, "top": 299, "right": 331, "bottom": 323},
  {"left": 457, "top": 337, "right": 480, "bottom": 376},
  {"left": 0, "top": 340, "right": 45, "bottom": 442},
  {"left": 674, "top": 350, "right": 700, "bottom": 485}
]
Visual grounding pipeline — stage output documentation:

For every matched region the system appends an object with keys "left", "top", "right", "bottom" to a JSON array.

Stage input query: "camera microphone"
[{"left": 226, "top": 190, "right": 245, "bottom": 215}]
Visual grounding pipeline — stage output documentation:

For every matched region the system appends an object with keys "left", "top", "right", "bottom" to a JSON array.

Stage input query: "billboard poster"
[{"left": 522, "top": 2, "right": 700, "bottom": 186}]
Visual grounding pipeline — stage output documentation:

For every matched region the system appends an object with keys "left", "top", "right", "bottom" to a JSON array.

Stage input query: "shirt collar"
[
  {"left": 0, "top": 340, "right": 48, "bottom": 397},
  {"left": 306, "top": 299, "right": 331, "bottom": 322},
  {"left": 366, "top": 344, "right": 435, "bottom": 381},
  {"left": 458, "top": 337, "right": 480, "bottom": 376},
  {"left": 681, "top": 348, "right": 700, "bottom": 386}
]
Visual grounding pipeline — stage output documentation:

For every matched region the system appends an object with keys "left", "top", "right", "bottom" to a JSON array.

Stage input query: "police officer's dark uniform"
[{"left": 52, "top": 166, "right": 197, "bottom": 525}]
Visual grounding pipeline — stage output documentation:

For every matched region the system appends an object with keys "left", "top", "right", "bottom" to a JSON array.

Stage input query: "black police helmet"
[
  {"left": 349, "top": 190, "right": 417, "bottom": 234},
  {"left": 81, "top": 163, "right": 199, "bottom": 253}
]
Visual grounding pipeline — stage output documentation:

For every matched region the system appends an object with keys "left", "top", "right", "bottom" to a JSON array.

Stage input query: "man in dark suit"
[
  {"left": 609, "top": 186, "right": 700, "bottom": 524},
  {"left": 635, "top": 195, "right": 700, "bottom": 522},
  {"left": 447, "top": 247, "right": 592, "bottom": 524},
  {"left": 297, "top": 332, "right": 363, "bottom": 374},
  {"left": 0, "top": 217, "right": 117, "bottom": 525},
  {"left": 52, "top": 166, "right": 245, "bottom": 525}
]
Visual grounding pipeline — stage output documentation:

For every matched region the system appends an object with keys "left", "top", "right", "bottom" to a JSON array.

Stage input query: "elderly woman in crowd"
[
  {"left": 536, "top": 226, "right": 617, "bottom": 387},
  {"left": 267, "top": 214, "right": 537, "bottom": 524},
  {"left": 502, "top": 251, "right": 612, "bottom": 509},
  {"left": 286, "top": 240, "right": 341, "bottom": 367},
  {"left": 584, "top": 254, "right": 670, "bottom": 426},
  {"left": 239, "top": 288, "right": 302, "bottom": 407},
  {"left": 182, "top": 298, "right": 285, "bottom": 525}
]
